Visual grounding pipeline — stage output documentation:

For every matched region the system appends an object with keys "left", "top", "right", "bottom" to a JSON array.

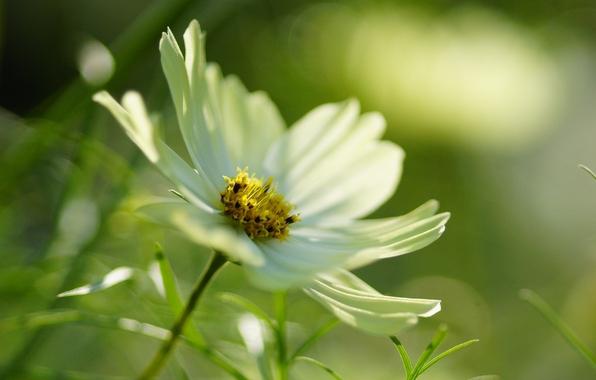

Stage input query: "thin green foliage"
[
  {"left": 153, "top": 244, "right": 206, "bottom": 346},
  {"left": 275, "top": 292, "right": 289, "bottom": 380},
  {"left": 0, "top": 309, "right": 169, "bottom": 340},
  {"left": 411, "top": 324, "right": 448, "bottom": 377},
  {"left": 419, "top": 339, "right": 480, "bottom": 373},
  {"left": 390, "top": 324, "right": 478, "bottom": 379},
  {"left": 290, "top": 318, "right": 339, "bottom": 361},
  {"left": 0, "top": 309, "right": 244, "bottom": 378},
  {"left": 295, "top": 356, "right": 344, "bottom": 380},
  {"left": 391, "top": 336, "right": 413, "bottom": 375},
  {"left": 519, "top": 289, "right": 596, "bottom": 368},
  {"left": 579, "top": 164, "right": 596, "bottom": 180},
  {"left": 57, "top": 267, "right": 136, "bottom": 297},
  {"left": 15, "top": 366, "right": 130, "bottom": 380}
]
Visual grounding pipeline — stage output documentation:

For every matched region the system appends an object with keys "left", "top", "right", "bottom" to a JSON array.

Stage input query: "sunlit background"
[{"left": 1, "top": 0, "right": 595, "bottom": 379}]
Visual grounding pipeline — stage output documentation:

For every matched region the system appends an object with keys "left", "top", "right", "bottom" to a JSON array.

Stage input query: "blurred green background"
[{"left": 1, "top": 0, "right": 595, "bottom": 379}]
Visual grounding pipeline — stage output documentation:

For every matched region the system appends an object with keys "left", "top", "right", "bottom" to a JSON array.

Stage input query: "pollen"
[{"left": 220, "top": 169, "right": 300, "bottom": 240}]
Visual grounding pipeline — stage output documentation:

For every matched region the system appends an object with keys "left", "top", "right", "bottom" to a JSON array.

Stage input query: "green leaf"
[
  {"left": 18, "top": 365, "right": 129, "bottom": 380},
  {"left": 390, "top": 325, "right": 478, "bottom": 380},
  {"left": 390, "top": 336, "right": 413, "bottom": 377},
  {"left": 419, "top": 339, "right": 479, "bottom": 374},
  {"left": 57, "top": 267, "right": 135, "bottom": 297},
  {"left": 410, "top": 324, "right": 448, "bottom": 378},
  {"left": 1, "top": 308, "right": 244, "bottom": 380},
  {"left": 520, "top": 289, "right": 596, "bottom": 368},
  {"left": 290, "top": 318, "right": 339, "bottom": 361},
  {"left": 152, "top": 244, "right": 206, "bottom": 346},
  {"left": 295, "top": 356, "right": 343, "bottom": 380},
  {"left": 150, "top": 247, "right": 247, "bottom": 379},
  {"left": 0, "top": 309, "right": 169, "bottom": 340}
]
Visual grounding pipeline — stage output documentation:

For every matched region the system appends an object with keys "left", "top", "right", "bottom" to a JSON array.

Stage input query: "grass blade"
[
  {"left": 520, "top": 289, "right": 596, "bottom": 368},
  {"left": 579, "top": 164, "right": 596, "bottom": 180},
  {"left": 153, "top": 244, "right": 206, "bottom": 346},
  {"left": 410, "top": 324, "right": 448, "bottom": 378},
  {"left": 390, "top": 336, "right": 413, "bottom": 377},
  {"left": 419, "top": 339, "right": 479, "bottom": 374},
  {"left": 57, "top": 267, "right": 135, "bottom": 297},
  {"left": 295, "top": 356, "right": 344, "bottom": 380},
  {"left": 291, "top": 318, "right": 339, "bottom": 361}
]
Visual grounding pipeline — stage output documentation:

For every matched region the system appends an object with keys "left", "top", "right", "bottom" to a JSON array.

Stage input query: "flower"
[{"left": 94, "top": 20, "right": 449, "bottom": 334}]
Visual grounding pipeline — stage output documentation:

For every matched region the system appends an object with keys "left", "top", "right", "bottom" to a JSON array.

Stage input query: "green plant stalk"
[
  {"left": 295, "top": 356, "right": 344, "bottom": 380},
  {"left": 0, "top": 309, "right": 245, "bottom": 378},
  {"left": 410, "top": 324, "right": 448, "bottom": 379},
  {"left": 418, "top": 339, "right": 479, "bottom": 374},
  {"left": 290, "top": 318, "right": 339, "bottom": 361},
  {"left": 137, "top": 252, "right": 228, "bottom": 380},
  {"left": 520, "top": 289, "right": 596, "bottom": 368},
  {"left": 0, "top": 151, "right": 141, "bottom": 379},
  {"left": 390, "top": 336, "right": 413, "bottom": 378},
  {"left": 275, "top": 292, "right": 289, "bottom": 380}
]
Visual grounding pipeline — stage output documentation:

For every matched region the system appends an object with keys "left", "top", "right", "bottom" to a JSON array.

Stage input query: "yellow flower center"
[{"left": 220, "top": 169, "right": 300, "bottom": 240}]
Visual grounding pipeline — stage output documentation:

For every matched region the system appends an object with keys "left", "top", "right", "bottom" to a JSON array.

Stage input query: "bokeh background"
[{"left": 1, "top": 0, "right": 595, "bottom": 379}]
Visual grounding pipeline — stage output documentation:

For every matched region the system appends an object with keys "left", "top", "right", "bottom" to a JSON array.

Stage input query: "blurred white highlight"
[
  {"left": 77, "top": 39, "right": 115, "bottom": 86},
  {"left": 238, "top": 313, "right": 265, "bottom": 355}
]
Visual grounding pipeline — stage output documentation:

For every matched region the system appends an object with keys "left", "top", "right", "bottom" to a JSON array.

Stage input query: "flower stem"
[
  {"left": 137, "top": 252, "right": 227, "bottom": 380},
  {"left": 275, "top": 292, "right": 288, "bottom": 380}
]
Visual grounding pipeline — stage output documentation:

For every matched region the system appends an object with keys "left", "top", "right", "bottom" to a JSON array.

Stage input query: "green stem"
[
  {"left": 137, "top": 252, "right": 227, "bottom": 380},
  {"left": 389, "top": 336, "right": 413, "bottom": 378},
  {"left": 520, "top": 289, "right": 596, "bottom": 368},
  {"left": 275, "top": 292, "right": 288, "bottom": 380},
  {"left": 410, "top": 324, "right": 448, "bottom": 379},
  {"left": 290, "top": 318, "right": 339, "bottom": 361}
]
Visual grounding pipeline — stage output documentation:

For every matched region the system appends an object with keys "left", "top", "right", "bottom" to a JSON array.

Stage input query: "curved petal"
[
  {"left": 93, "top": 91, "right": 220, "bottom": 212},
  {"left": 160, "top": 25, "right": 232, "bottom": 187},
  {"left": 160, "top": 21, "right": 286, "bottom": 184},
  {"left": 218, "top": 71, "right": 286, "bottom": 171},
  {"left": 264, "top": 99, "right": 360, "bottom": 193},
  {"left": 265, "top": 104, "right": 403, "bottom": 224},
  {"left": 296, "top": 141, "right": 403, "bottom": 224},
  {"left": 243, "top": 235, "right": 356, "bottom": 291},
  {"left": 303, "top": 271, "right": 440, "bottom": 335},
  {"left": 137, "top": 201, "right": 264, "bottom": 266},
  {"left": 290, "top": 201, "right": 449, "bottom": 269}
]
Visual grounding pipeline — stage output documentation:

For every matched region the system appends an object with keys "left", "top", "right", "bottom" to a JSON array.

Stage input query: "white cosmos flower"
[{"left": 93, "top": 20, "right": 449, "bottom": 335}]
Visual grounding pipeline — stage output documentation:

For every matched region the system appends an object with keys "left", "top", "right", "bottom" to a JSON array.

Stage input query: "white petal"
[
  {"left": 161, "top": 21, "right": 286, "bottom": 184},
  {"left": 219, "top": 74, "right": 286, "bottom": 171},
  {"left": 93, "top": 91, "right": 158, "bottom": 162},
  {"left": 303, "top": 271, "right": 440, "bottom": 335},
  {"left": 305, "top": 288, "right": 418, "bottom": 335},
  {"left": 137, "top": 201, "right": 264, "bottom": 266},
  {"left": 296, "top": 141, "right": 403, "bottom": 224},
  {"left": 264, "top": 100, "right": 359, "bottom": 193},
  {"left": 290, "top": 201, "right": 450, "bottom": 269},
  {"left": 93, "top": 91, "right": 220, "bottom": 212},
  {"left": 160, "top": 26, "right": 232, "bottom": 187},
  {"left": 265, "top": 104, "right": 403, "bottom": 224},
  {"left": 284, "top": 112, "right": 386, "bottom": 206},
  {"left": 243, "top": 234, "right": 357, "bottom": 291}
]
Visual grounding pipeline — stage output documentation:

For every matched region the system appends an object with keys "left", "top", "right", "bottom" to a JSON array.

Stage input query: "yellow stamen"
[{"left": 220, "top": 169, "right": 300, "bottom": 240}]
